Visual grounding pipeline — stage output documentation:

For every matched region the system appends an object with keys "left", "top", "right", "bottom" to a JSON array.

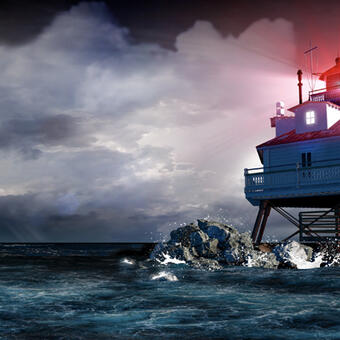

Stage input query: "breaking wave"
[
  {"left": 155, "top": 252, "right": 186, "bottom": 265},
  {"left": 151, "top": 271, "right": 178, "bottom": 281}
]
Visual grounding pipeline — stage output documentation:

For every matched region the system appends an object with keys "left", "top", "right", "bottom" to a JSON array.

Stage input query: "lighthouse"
[{"left": 244, "top": 58, "right": 340, "bottom": 244}]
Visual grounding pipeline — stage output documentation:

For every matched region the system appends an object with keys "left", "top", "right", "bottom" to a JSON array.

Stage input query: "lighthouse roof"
[
  {"left": 319, "top": 57, "right": 340, "bottom": 81},
  {"left": 257, "top": 119, "right": 340, "bottom": 149},
  {"left": 288, "top": 100, "right": 340, "bottom": 112}
]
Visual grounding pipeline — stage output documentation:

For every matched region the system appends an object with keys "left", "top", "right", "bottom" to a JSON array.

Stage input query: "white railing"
[{"left": 244, "top": 161, "right": 340, "bottom": 194}]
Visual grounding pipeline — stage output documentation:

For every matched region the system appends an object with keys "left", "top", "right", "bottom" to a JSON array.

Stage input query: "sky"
[{"left": 0, "top": 0, "right": 339, "bottom": 242}]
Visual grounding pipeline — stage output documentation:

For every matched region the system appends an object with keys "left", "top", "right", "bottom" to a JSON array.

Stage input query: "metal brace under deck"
[{"left": 251, "top": 201, "right": 340, "bottom": 244}]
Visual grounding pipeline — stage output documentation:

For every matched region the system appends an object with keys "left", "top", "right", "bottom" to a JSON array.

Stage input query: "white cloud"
[{"left": 0, "top": 3, "right": 301, "bottom": 241}]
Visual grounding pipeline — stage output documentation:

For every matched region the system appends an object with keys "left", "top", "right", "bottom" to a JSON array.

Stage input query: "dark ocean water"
[{"left": 0, "top": 243, "right": 339, "bottom": 339}]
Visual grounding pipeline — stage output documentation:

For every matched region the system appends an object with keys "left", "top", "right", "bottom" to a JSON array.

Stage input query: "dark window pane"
[
  {"left": 307, "top": 152, "right": 312, "bottom": 167},
  {"left": 302, "top": 153, "right": 306, "bottom": 167}
]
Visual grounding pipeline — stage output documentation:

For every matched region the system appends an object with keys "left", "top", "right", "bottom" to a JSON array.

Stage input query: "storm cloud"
[
  {"left": 0, "top": 115, "right": 85, "bottom": 159},
  {"left": 0, "top": 3, "right": 301, "bottom": 241}
]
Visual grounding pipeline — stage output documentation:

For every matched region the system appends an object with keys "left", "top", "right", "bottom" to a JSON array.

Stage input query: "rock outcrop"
[{"left": 150, "top": 220, "right": 319, "bottom": 269}]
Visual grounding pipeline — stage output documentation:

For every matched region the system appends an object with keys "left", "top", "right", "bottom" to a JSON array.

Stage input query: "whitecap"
[
  {"left": 156, "top": 252, "right": 186, "bottom": 265},
  {"left": 151, "top": 271, "right": 178, "bottom": 281},
  {"left": 281, "top": 242, "right": 323, "bottom": 269},
  {"left": 121, "top": 258, "right": 135, "bottom": 265},
  {"left": 294, "top": 253, "right": 323, "bottom": 269}
]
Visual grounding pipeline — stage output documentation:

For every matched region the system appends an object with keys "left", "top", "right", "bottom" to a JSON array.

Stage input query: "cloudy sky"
[{"left": 0, "top": 0, "right": 339, "bottom": 242}]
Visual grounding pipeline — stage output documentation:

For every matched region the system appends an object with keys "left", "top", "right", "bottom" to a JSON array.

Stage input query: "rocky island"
[{"left": 151, "top": 220, "right": 327, "bottom": 269}]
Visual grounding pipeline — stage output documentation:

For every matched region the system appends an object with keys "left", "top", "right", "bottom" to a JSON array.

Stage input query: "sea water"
[{"left": 0, "top": 243, "right": 339, "bottom": 339}]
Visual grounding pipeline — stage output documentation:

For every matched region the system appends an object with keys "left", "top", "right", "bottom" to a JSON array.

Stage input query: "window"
[
  {"left": 307, "top": 152, "right": 311, "bottom": 167},
  {"left": 306, "top": 111, "right": 315, "bottom": 125},
  {"left": 301, "top": 152, "right": 312, "bottom": 167}
]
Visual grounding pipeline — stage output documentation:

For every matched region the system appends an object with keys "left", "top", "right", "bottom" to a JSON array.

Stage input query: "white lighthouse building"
[{"left": 245, "top": 58, "right": 340, "bottom": 244}]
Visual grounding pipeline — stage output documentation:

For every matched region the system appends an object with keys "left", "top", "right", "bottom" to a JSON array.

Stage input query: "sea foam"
[
  {"left": 156, "top": 252, "right": 186, "bottom": 265},
  {"left": 121, "top": 258, "right": 135, "bottom": 265},
  {"left": 151, "top": 271, "right": 178, "bottom": 281}
]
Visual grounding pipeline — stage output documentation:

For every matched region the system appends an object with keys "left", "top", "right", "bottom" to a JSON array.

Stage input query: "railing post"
[
  {"left": 245, "top": 161, "right": 340, "bottom": 199},
  {"left": 244, "top": 168, "right": 248, "bottom": 191},
  {"left": 299, "top": 212, "right": 303, "bottom": 242}
]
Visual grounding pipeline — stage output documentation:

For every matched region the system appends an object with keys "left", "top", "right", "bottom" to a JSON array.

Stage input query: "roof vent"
[{"left": 276, "top": 101, "right": 285, "bottom": 116}]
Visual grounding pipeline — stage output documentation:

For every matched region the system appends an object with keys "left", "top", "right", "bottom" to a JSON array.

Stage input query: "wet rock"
[
  {"left": 190, "top": 230, "right": 209, "bottom": 247},
  {"left": 151, "top": 220, "right": 255, "bottom": 267},
  {"left": 222, "top": 248, "right": 242, "bottom": 264},
  {"left": 197, "top": 220, "right": 231, "bottom": 244},
  {"left": 195, "top": 239, "right": 219, "bottom": 258},
  {"left": 221, "top": 232, "right": 254, "bottom": 264},
  {"left": 169, "top": 223, "right": 200, "bottom": 247},
  {"left": 150, "top": 220, "right": 319, "bottom": 270},
  {"left": 238, "top": 233, "right": 254, "bottom": 254},
  {"left": 258, "top": 243, "right": 273, "bottom": 253},
  {"left": 182, "top": 246, "right": 194, "bottom": 262},
  {"left": 190, "top": 258, "right": 222, "bottom": 271},
  {"left": 191, "top": 247, "right": 199, "bottom": 257},
  {"left": 273, "top": 241, "right": 313, "bottom": 268},
  {"left": 245, "top": 251, "right": 279, "bottom": 269}
]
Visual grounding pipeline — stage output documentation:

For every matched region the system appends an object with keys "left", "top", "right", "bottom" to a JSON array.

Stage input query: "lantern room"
[
  {"left": 310, "top": 58, "right": 340, "bottom": 105},
  {"left": 320, "top": 57, "right": 340, "bottom": 90}
]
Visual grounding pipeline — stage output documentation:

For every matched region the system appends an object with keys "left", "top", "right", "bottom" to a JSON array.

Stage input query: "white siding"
[
  {"left": 261, "top": 136, "right": 340, "bottom": 169},
  {"left": 327, "top": 105, "right": 340, "bottom": 128},
  {"left": 291, "top": 102, "right": 327, "bottom": 134},
  {"left": 275, "top": 116, "right": 295, "bottom": 136}
]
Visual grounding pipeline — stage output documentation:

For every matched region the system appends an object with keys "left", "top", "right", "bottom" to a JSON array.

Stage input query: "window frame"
[
  {"left": 306, "top": 111, "right": 315, "bottom": 125},
  {"left": 301, "top": 152, "right": 312, "bottom": 168}
]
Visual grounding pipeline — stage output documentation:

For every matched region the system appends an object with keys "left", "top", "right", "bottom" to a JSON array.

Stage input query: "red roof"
[
  {"left": 288, "top": 101, "right": 340, "bottom": 112},
  {"left": 257, "top": 120, "right": 340, "bottom": 149}
]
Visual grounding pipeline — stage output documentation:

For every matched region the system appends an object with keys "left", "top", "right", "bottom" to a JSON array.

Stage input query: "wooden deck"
[
  {"left": 245, "top": 160, "right": 340, "bottom": 207},
  {"left": 310, "top": 85, "right": 340, "bottom": 106}
]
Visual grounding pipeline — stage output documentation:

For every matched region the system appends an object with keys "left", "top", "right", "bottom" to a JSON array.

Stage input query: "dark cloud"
[
  {"left": 1, "top": 0, "right": 340, "bottom": 66},
  {"left": 0, "top": 115, "right": 84, "bottom": 158},
  {"left": 0, "top": 0, "right": 79, "bottom": 46}
]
